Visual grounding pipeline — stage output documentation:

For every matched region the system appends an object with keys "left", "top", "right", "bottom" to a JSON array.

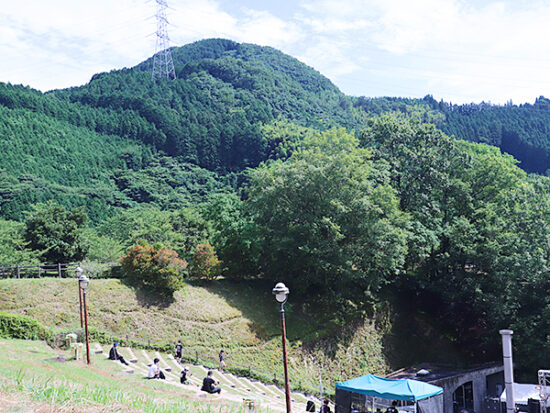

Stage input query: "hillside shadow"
[
  {"left": 190, "top": 278, "right": 330, "bottom": 343},
  {"left": 120, "top": 278, "right": 176, "bottom": 309},
  {"left": 381, "top": 292, "right": 468, "bottom": 371}
]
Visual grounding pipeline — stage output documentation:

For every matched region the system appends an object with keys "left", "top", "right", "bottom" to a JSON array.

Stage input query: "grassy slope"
[
  {"left": 0, "top": 278, "right": 388, "bottom": 392},
  {"left": 0, "top": 338, "right": 253, "bottom": 412}
]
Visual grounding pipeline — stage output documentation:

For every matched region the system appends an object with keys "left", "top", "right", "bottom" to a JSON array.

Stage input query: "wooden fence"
[{"left": 0, "top": 263, "right": 81, "bottom": 279}]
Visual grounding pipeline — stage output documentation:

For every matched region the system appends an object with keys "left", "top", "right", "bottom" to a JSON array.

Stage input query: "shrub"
[
  {"left": 0, "top": 312, "right": 53, "bottom": 342},
  {"left": 189, "top": 243, "right": 222, "bottom": 280},
  {"left": 120, "top": 244, "right": 187, "bottom": 295}
]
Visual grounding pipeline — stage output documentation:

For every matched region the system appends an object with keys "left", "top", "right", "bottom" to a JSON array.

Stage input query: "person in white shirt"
[{"left": 148, "top": 358, "right": 166, "bottom": 379}]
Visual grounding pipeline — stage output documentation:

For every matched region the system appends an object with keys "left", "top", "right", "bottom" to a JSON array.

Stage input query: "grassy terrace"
[
  {"left": 0, "top": 278, "right": 389, "bottom": 393},
  {"left": 0, "top": 339, "right": 262, "bottom": 412}
]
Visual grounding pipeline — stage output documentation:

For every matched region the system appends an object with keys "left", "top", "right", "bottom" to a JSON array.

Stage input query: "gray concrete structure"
[{"left": 387, "top": 363, "right": 504, "bottom": 413}]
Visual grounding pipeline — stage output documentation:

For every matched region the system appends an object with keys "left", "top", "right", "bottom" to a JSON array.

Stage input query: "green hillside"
[
  {"left": 4, "top": 38, "right": 550, "bottom": 222},
  {"left": 0, "top": 278, "right": 389, "bottom": 393},
  {"left": 0, "top": 83, "right": 232, "bottom": 222}
]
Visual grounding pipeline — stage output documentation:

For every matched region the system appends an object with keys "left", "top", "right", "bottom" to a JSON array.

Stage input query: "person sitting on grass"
[
  {"left": 306, "top": 397, "right": 316, "bottom": 412},
  {"left": 180, "top": 366, "right": 192, "bottom": 385},
  {"left": 108, "top": 342, "right": 129, "bottom": 366},
  {"left": 148, "top": 358, "right": 166, "bottom": 380},
  {"left": 201, "top": 370, "right": 221, "bottom": 394}
]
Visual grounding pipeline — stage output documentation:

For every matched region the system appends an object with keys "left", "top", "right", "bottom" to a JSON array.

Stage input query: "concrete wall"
[{"left": 431, "top": 366, "right": 504, "bottom": 413}]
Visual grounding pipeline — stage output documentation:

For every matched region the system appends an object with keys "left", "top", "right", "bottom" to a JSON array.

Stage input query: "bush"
[
  {"left": 120, "top": 244, "right": 187, "bottom": 295},
  {"left": 0, "top": 312, "right": 53, "bottom": 342},
  {"left": 189, "top": 243, "right": 222, "bottom": 280}
]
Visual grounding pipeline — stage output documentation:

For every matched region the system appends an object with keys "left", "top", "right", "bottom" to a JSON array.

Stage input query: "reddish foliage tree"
[
  {"left": 120, "top": 244, "right": 187, "bottom": 295},
  {"left": 189, "top": 243, "right": 222, "bottom": 280}
]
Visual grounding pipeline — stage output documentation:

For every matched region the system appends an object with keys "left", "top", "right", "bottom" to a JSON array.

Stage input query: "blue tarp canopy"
[{"left": 336, "top": 374, "right": 443, "bottom": 402}]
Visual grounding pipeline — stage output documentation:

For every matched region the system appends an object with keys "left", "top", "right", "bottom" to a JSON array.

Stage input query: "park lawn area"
[
  {"left": 0, "top": 278, "right": 389, "bottom": 392},
  {"left": 0, "top": 338, "right": 266, "bottom": 412}
]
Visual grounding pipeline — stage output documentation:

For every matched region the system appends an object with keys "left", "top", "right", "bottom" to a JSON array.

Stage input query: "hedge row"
[{"left": 0, "top": 312, "right": 54, "bottom": 342}]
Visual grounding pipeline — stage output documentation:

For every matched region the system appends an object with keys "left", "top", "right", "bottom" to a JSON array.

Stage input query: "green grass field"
[
  {"left": 0, "top": 339, "right": 264, "bottom": 412},
  {"left": 0, "top": 278, "right": 389, "bottom": 394}
]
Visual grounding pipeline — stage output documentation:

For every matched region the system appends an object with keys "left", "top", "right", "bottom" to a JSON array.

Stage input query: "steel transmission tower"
[{"left": 152, "top": 0, "right": 176, "bottom": 80}]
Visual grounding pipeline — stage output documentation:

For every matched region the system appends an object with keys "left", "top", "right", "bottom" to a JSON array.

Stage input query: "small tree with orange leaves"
[
  {"left": 189, "top": 243, "right": 222, "bottom": 281},
  {"left": 120, "top": 244, "right": 187, "bottom": 295}
]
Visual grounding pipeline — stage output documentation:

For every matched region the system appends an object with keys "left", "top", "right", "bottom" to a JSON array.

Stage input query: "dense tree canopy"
[
  {"left": 24, "top": 202, "right": 89, "bottom": 263},
  {"left": 361, "top": 115, "right": 550, "bottom": 371},
  {"left": 247, "top": 128, "right": 409, "bottom": 304}
]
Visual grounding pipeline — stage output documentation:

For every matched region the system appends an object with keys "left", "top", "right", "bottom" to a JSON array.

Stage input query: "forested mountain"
[
  {"left": 3, "top": 37, "right": 550, "bottom": 222},
  {"left": 51, "top": 38, "right": 358, "bottom": 172},
  {"left": 355, "top": 95, "right": 550, "bottom": 174},
  {"left": 436, "top": 97, "right": 550, "bottom": 174},
  {"left": 0, "top": 39, "right": 363, "bottom": 220}
]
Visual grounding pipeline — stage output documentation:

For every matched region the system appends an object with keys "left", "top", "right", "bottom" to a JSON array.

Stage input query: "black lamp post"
[
  {"left": 79, "top": 272, "right": 90, "bottom": 365},
  {"left": 76, "top": 266, "right": 83, "bottom": 328},
  {"left": 273, "top": 282, "right": 291, "bottom": 413}
]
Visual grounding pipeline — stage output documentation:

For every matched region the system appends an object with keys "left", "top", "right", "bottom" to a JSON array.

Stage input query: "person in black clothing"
[
  {"left": 320, "top": 398, "right": 331, "bottom": 413},
  {"left": 108, "top": 342, "right": 129, "bottom": 366},
  {"left": 201, "top": 370, "right": 221, "bottom": 394},
  {"left": 219, "top": 349, "right": 226, "bottom": 371},
  {"left": 386, "top": 401, "right": 399, "bottom": 413},
  {"left": 175, "top": 340, "right": 183, "bottom": 362},
  {"left": 305, "top": 398, "right": 316, "bottom": 412},
  {"left": 180, "top": 367, "right": 192, "bottom": 384}
]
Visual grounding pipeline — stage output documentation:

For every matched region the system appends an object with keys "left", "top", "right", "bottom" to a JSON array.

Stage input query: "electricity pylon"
[{"left": 152, "top": 0, "right": 176, "bottom": 80}]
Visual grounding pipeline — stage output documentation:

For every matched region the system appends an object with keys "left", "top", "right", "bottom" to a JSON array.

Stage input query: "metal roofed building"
[{"left": 386, "top": 362, "right": 504, "bottom": 413}]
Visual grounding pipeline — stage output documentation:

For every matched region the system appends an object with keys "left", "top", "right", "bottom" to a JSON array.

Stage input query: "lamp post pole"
[
  {"left": 280, "top": 301, "right": 291, "bottom": 413},
  {"left": 79, "top": 272, "right": 91, "bottom": 365},
  {"left": 273, "top": 282, "right": 291, "bottom": 413},
  {"left": 83, "top": 287, "right": 90, "bottom": 365},
  {"left": 79, "top": 285, "right": 83, "bottom": 328},
  {"left": 76, "top": 266, "right": 83, "bottom": 328}
]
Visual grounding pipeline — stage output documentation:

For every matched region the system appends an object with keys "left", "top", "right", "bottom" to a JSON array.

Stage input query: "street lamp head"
[
  {"left": 78, "top": 273, "right": 89, "bottom": 290},
  {"left": 272, "top": 282, "right": 289, "bottom": 303},
  {"left": 75, "top": 266, "right": 83, "bottom": 277}
]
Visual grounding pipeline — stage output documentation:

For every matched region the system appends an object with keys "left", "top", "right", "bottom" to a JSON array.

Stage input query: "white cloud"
[
  {"left": 297, "top": 37, "right": 361, "bottom": 78},
  {"left": 295, "top": 0, "right": 550, "bottom": 103},
  {"left": 3, "top": 0, "right": 550, "bottom": 103},
  {"left": 238, "top": 9, "right": 303, "bottom": 48},
  {"left": 169, "top": 1, "right": 303, "bottom": 53},
  {"left": 170, "top": 0, "right": 238, "bottom": 41}
]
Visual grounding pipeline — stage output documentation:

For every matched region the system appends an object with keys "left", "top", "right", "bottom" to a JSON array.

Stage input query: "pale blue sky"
[{"left": 2, "top": 0, "right": 550, "bottom": 104}]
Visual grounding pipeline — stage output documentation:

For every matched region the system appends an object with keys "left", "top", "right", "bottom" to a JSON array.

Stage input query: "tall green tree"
[
  {"left": 24, "top": 202, "right": 89, "bottom": 263},
  {"left": 202, "top": 193, "right": 260, "bottom": 278},
  {"left": 0, "top": 219, "right": 39, "bottom": 265},
  {"left": 247, "top": 128, "right": 409, "bottom": 303},
  {"left": 362, "top": 115, "right": 550, "bottom": 368}
]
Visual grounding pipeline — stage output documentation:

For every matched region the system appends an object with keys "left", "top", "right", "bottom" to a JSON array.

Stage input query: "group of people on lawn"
[
  {"left": 108, "top": 341, "right": 222, "bottom": 394},
  {"left": 108, "top": 341, "right": 334, "bottom": 410}
]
